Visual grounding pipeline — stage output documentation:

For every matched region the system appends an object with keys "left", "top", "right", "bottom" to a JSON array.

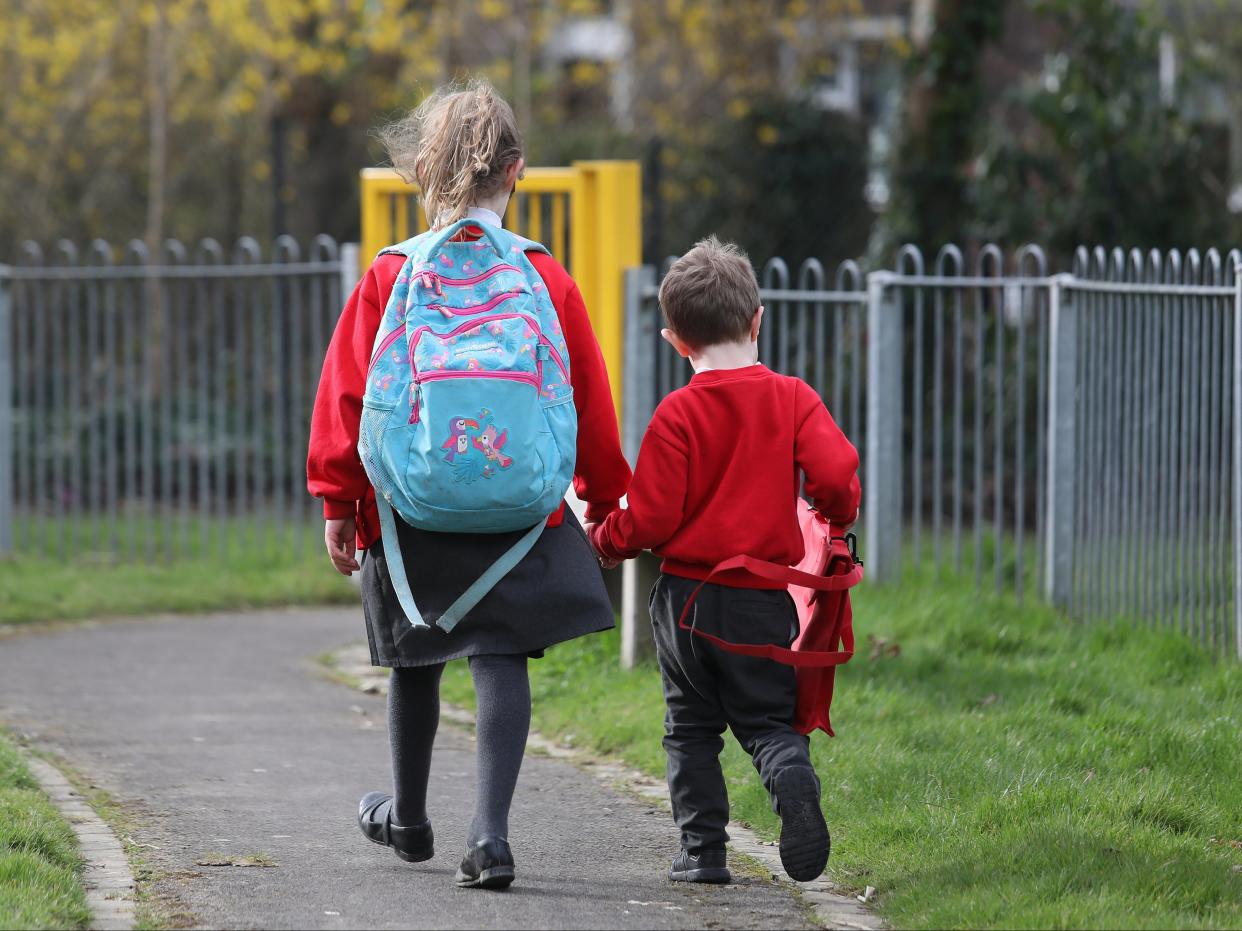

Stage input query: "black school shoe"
[
  {"left": 668, "top": 848, "right": 731, "bottom": 884},
  {"left": 456, "top": 838, "right": 515, "bottom": 889},
  {"left": 357, "top": 792, "right": 434, "bottom": 863},
  {"left": 773, "top": 767, "right": 830, "bottom": 881}
]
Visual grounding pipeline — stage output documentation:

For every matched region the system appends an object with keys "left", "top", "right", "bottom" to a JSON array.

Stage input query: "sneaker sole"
[
  {"left": 456, "top": 865, "right": 515, "bottom": 889},
  {"left": 776, "top": 771, "right": 830, "bottom": 882},
  {"left": 668, "top": 867, "right": 732, "bottom": 884}
]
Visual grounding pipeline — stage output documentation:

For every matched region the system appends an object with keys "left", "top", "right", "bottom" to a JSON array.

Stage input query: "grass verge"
[
  {"left": 0, "top": 547, "right": 355, "bottom": 626},
  {"left": 0, "top": 734, "right": 91, "bottom": 930},
  {"left": 25, "top": 746, "right": 196, "bottom": 931},
  {"left": 440, "top": 569, "right": 1241, "bottom": 930}
]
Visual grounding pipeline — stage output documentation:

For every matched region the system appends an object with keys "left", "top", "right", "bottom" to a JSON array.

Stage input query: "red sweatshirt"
[
  {"left": 591, "top": 365, "right": 860, "bottom": 588},
  {"left": 307, "top": 249, "right": 631, "bottom": 549}
]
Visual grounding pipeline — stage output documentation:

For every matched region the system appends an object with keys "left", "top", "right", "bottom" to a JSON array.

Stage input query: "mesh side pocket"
[{"left": 358, "top": 405, "right": 396, "bottom": 499}]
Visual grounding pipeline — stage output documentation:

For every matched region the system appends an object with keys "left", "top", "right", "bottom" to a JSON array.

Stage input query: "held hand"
[
  {"left": 325, "top": 517, "right": 360, "bottom": 576},
  {"left": 584, "top": 521, "right": 621, "bottom": 570}
]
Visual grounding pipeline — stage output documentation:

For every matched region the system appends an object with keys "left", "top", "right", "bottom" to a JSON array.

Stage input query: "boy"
[{"left": 589, "top": 237, "right": 860, "bottom": 885}]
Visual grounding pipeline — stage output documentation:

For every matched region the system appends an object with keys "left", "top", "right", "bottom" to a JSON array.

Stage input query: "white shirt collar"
[{"left": 465, "top": 206, "right": 503, "bottom": 228}]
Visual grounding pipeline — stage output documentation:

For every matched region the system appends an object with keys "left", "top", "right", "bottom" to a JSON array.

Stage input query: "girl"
[{"left": 307, "top": 79, "right": 630, "bottom": 889}]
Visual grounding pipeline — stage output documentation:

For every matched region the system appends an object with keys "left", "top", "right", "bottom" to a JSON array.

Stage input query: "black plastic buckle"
[
  {"left": 829, "top": 531, "right": 863, "bottom": 566},
  {"left": 844, "top": 532, "right": 861, "bottom": 566}
]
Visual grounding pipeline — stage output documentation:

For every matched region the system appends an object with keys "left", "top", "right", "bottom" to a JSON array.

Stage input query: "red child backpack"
[{"left": 676, "top": 499, "right": 863, "bottom": 736}]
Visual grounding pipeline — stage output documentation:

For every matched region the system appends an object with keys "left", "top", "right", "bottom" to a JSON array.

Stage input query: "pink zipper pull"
[
  {"left": 420, "top": 270, "right": 443, "bottom": 296},
  {"left": 409, "top": 384, "right": 421, "bottom": 424}
]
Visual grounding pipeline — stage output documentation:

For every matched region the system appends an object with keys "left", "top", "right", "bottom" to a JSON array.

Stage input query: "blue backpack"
[{"left": 358, "top": 217, "right": 577, "bottom": 632}]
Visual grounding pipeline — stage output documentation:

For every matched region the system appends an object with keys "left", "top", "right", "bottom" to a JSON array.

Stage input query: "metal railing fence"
[
  {"left": 2, "top": 233, "right": 1239, "bottom": 656},
  {"left": 622, "top": 244, "right": 1242, "bottom": 657},
  {"left": 1052, "top": 249, "right": 1242, "bottom": 656},
  {"left": 622, "top": 257, "right": 869, "bottom": 460},
  {"left": 0, "top": 236, "right": 354, "bottom": 564},
  {"left": 874, "top": 245, "right": 1052, "bottom": 601}
]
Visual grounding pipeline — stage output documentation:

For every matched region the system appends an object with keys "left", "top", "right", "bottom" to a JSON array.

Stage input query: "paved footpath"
[{"left": 0, "top": 608, "right": 816, "bottom": 930}]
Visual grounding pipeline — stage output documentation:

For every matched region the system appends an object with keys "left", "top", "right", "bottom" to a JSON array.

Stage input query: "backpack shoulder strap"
[
  {"left": 377, "top": 229, "right": 434, "bottom": 260},
  {"left": 503, "top": 230, "right": 549, "bottom": 257},
  {"left": 677, "top": 550, "right": 863, "bottom": 668},
  {"left": 377, "top": 219, "right": 550, "bottom": 261},
  {"left": 377, "top": 500, "right": 544, "bottom": 633}
]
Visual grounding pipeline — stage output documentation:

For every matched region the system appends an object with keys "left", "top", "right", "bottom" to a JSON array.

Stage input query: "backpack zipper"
[
  {"left": 377, "top": 312, "right": 568, "bottom": 419},
  {"left": 421, "top": 264, "right": 522, "bottom": 291},
  {"left": 424, "top": 292, "right": 571, "bottom": 382},
  {"left": 408, "top": 369, "right": 541, "bottom": 424},
  {"left": 408, "top": 312, "right": 569, "bottom": 382},
  {"left": 415, "top": 369, "right": 540, "bottom": 388},
  {"left": 408, "top": 312, "right": 530, "bottom": 354},
  {"left": 429, "top": 289, "right": 524, "bottom": 318},
  {"left": 367, "top": 325, "right": 405, "bottom": 375}
]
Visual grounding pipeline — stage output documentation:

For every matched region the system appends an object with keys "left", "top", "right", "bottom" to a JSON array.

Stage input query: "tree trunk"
[{"left": 879, "top": 0, "right": 1008, "bottom": 256}]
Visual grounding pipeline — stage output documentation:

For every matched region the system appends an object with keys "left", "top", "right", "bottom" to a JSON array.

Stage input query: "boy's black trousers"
[{"left": 649, "top": 573, "right": 816, "bottom": 855}]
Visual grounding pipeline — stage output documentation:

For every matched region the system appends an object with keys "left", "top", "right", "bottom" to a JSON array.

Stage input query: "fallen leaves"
[{"left": 867, "top": 635, "right": 901, "bottom": 661}]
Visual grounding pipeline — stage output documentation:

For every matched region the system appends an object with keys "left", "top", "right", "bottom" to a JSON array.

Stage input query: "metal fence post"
[
  {"left": 340, "top": 242, "right": 361, "bottom": 299},
  {"left": 864, "top": 271, "right": 902, "bottom": 582},
  {"left": 619, "top": 263, "right": 660, "bottom": 670},
  {"left": 1234, "top": 260, "right": 1242, "bottom": 658},
  {"left": 0, "top": 266, "right": 11, "bottom": 557},
  {"left": 622, "top": 265, "right": 657, "bottom": 464},
  {"left": 1044, "top": 274, "right": 1077, "bottom": 606}
]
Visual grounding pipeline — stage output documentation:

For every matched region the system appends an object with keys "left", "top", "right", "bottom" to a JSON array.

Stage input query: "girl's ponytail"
[{"left": 378, "top": 79, "right": 524, "bottom": 230}]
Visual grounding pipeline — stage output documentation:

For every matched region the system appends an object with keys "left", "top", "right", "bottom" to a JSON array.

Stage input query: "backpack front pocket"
[{"left": 398, "top": 374, "right": 550, "bottom": 527}]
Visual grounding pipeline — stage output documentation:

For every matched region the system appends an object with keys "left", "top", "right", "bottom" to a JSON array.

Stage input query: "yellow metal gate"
[{"left": 360, "top": 161, "right": 641, "bottom": 415}]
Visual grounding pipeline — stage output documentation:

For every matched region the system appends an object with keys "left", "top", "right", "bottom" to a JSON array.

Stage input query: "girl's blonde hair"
[{"left": 377, "top": 79, "right": 524, "bottom": 230}]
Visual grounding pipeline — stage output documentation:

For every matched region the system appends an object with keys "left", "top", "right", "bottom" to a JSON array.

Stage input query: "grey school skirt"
[{"left": 358, "top": 508, "right": 615, "bottom": 667}]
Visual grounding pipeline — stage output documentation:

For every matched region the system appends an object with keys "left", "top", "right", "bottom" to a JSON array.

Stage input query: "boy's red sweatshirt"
[
  {"left": 591, "top": 365, "right": 860, "bottom": 588},
  {"left": 307, "top": 250, "right": 631, "bottom": 550}
]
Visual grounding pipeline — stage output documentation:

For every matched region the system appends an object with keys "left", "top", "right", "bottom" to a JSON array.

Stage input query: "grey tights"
[
  {"left": 388, "top": 663, "right": 443, "bottom": 827},
  {"left": 388, "top": 654, "right": 531, "bottom": 844}
]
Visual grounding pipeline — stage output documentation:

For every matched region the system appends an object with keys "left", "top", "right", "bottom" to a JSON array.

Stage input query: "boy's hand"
[
  {"left": 584, "top": 521, "right": 621, "bottom": 570},
  {"left": 325, "top": 517, "right": 360, "bottom": 576}
]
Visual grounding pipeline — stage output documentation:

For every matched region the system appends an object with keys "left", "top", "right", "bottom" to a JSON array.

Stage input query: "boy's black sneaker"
[
  {"left": 668, "top": 848, "right": 731, "bottom": 884},
  {"left": 773, "top": 767, "right": 830, "bottom": 881},
  {"left": 455, "top": 837, "right": 515, "bottom": 890},
  {"left": 357, "top": 792, "right": 434, "bottom": 863}
]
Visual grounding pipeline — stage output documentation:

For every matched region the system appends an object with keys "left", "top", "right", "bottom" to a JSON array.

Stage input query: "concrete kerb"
[
  {"left": 22, "top": 754, "right": 137, "bottom": 931},
  {"left": 328, "top": 644, "right": 884, "bottom": 931}
]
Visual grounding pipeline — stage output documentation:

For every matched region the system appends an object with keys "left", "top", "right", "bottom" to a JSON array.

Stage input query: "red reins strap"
[{"left": 676, "top": 551, "right": 863, "bottom": 668}]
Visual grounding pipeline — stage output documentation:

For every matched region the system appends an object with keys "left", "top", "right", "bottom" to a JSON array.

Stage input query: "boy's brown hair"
[{"left": 658, "top": 236, "right": 760, "bottom": 348}]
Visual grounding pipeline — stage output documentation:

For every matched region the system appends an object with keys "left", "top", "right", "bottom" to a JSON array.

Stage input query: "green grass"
[
  {"left": 37, "top": 751, "right": 195, "bottom": 930},
  {"left": 0, "top": 735, "right": 91, "bottom": 930},
  {"left": 0, "top": 518, "right": 356, "bottom": 624},
  {"left": 441, "top": 569, "right": 1242, "bottom": 930}
]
